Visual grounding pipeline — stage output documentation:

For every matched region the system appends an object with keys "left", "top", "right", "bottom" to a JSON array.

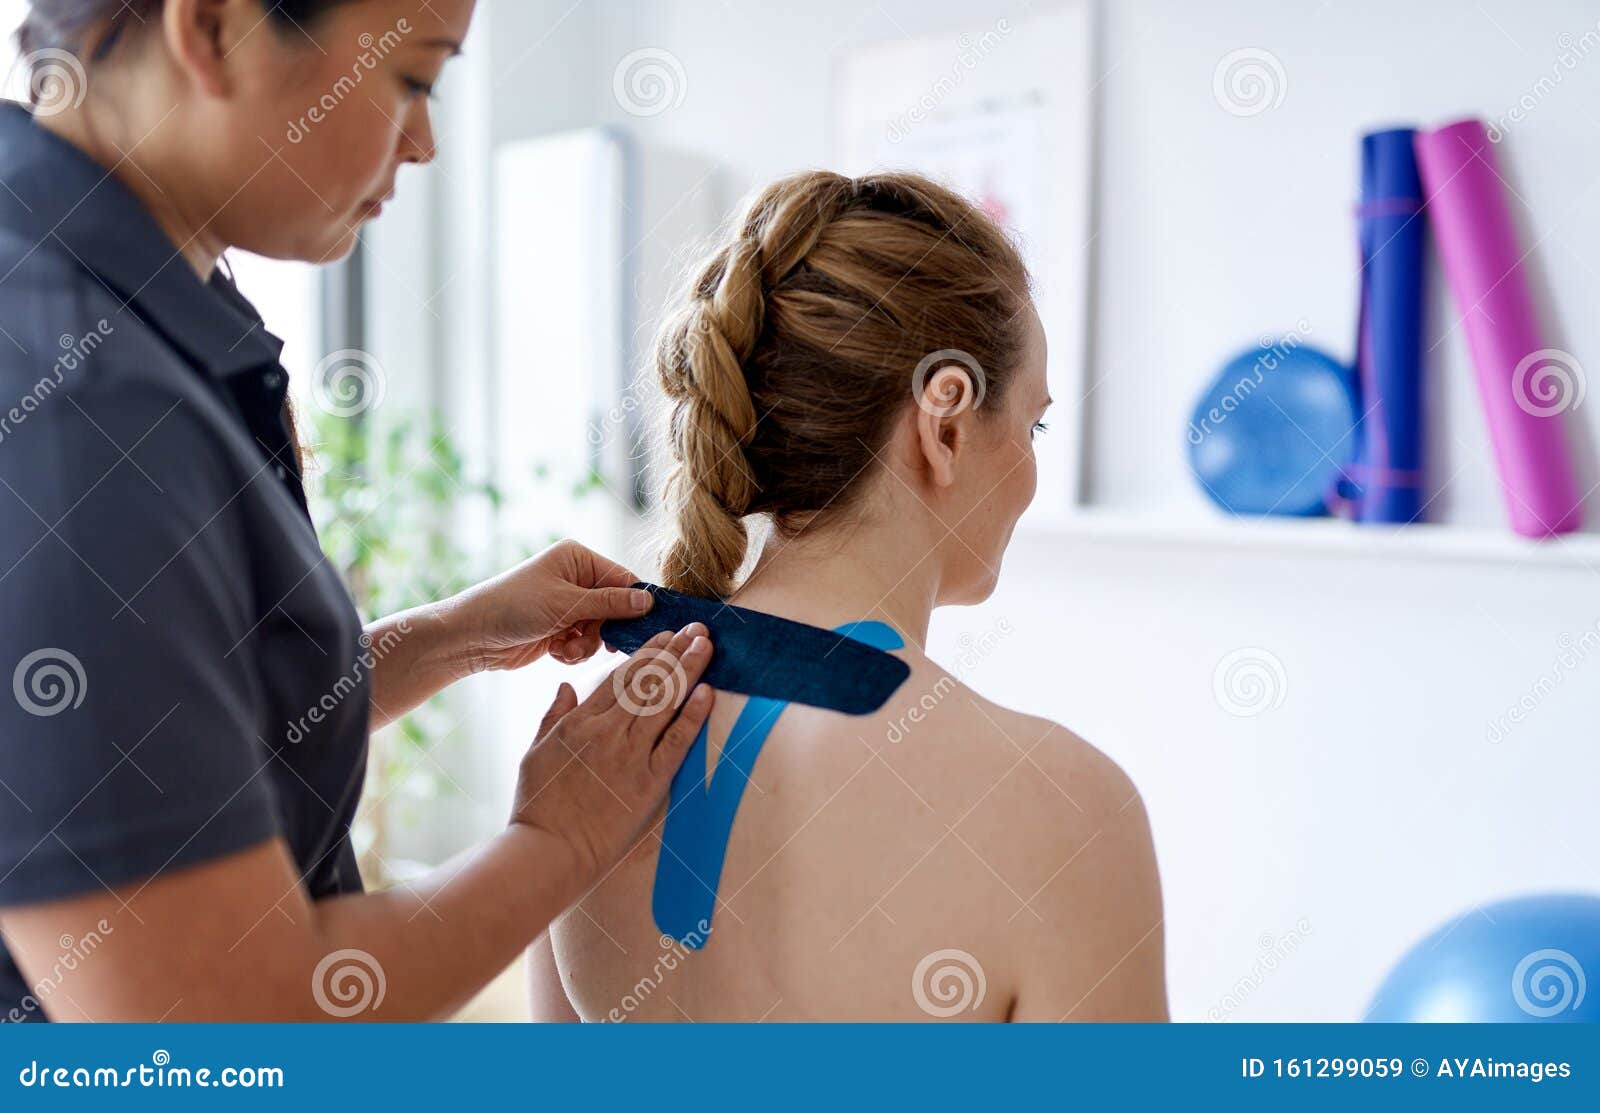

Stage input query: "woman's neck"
[
  {"left": 35, "top": 102, "right": 223, "bottom": 280},
  {"left": 726, "top": 515, "right": 942, "bottom": 651}
]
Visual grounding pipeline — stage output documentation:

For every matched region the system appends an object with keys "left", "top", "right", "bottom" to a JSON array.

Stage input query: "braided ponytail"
[
  {"left": 653, "top": 170, "right": 1030, "bottom": 599},
  {"left": 656, "top": 174, "right": 856, "bottom": 598}
]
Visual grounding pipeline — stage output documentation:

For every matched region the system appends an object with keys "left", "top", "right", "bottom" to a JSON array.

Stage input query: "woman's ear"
[
  {"left": 160, "top": 0, "right": 237, "bottom": 98},
  {"left": 912, "top": 363, "right": 982, "bottom": 489}
]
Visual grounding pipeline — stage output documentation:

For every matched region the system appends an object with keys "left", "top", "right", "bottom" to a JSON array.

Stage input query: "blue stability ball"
[
  {"left": 1186, "top": 341, "right": 1357, "bottom": 516},
  {"left": 1366, "top": 894, "right": 1600, "bottom": 1022}
]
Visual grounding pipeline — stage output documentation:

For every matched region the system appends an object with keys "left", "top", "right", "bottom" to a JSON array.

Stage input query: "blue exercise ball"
[
  {"left": 1366, "top": 894, "right": 1599, "bottom": 1022},
  {"left": 1186, "top": 341, "right": 1356, "bottom": 517}
]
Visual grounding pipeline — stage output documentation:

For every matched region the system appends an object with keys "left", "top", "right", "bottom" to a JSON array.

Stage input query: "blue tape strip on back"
[
  {"left": 598, "top": 582, "right": 911, "bottom": 715},
  {"left": 651, "top": 618, "right": 906, "bottom": 947}
]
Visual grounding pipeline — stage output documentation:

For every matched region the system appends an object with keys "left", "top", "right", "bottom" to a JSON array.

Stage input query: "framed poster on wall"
[{"left": 832, "top": 1, "right": 1095, "bottom": 526}]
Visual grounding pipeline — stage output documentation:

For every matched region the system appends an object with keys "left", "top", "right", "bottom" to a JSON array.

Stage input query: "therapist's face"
[{"left": 207, "top": 0, "right": 477, "bottom": 263}]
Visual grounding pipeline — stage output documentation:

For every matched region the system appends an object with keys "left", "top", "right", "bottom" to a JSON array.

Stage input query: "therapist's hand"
[
  {"left": 365, "top": 540, "right": 655, "bottom": 731},
  {"left": 452, "top": 539, "right": 654, "bottom": 674},
  {"left": 511, "top": 624, "right": 715, "bottom": 881}
]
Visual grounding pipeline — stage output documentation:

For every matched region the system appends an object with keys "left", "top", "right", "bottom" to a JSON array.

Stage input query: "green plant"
[
  {"left": 302, "top": 405, "right": 610, "bottom": 880},
  {"left": 303, "top": 408, "right": 502, "bottom": 879}
]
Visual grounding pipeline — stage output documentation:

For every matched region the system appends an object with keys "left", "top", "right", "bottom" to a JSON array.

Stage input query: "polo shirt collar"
[{"left": 0, "top": 100, "right": 284, "bottom": 378}]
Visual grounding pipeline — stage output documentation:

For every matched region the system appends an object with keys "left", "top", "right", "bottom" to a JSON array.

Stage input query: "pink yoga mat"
[{"left": 1414, "top": 119, "right": 1582, "bottom": 537}]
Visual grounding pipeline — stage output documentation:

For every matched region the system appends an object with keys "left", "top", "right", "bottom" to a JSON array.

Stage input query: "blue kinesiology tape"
[
  {"left": 598, "top": 583, "right": 910, "bottom": 946},
  {"left": 653, "top": 619, "right": 904, "bottom": 947},
  {"left": 598, "top": 583, "right": 910, "bottom": 715}
]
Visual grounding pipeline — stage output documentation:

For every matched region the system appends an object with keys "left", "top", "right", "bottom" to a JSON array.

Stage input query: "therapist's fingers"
[
  {"left": 586, "top": 623, "right": 710, "bottom": 734},
  {"left": 548, "top": 624, "right": 602, "bottom": 664},
  {"left": 619, "top": 625, "right": 712, "bottom": 744},
  {"left": 650, "top": 683, "right": 714, "bottom": 778},
  {"left": 560, "top": 539, "right": 644, "bottom": 595},
  {"left": 565, "top": 625, "right": 605, "bottom": 663},
  {"left": 563, "top": 583, "right": 654, "bottom": 623},
  {"left": 578, "top": 629, "right": 673, "bottom": 717},
  {"left": 535, "top": 681, "right": 580, "bottom": 737}
]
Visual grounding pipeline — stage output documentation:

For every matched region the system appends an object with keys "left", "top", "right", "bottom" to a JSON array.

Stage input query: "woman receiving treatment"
[{"left": 531, "top": 171, "right": 1169, "bottom": 1022}]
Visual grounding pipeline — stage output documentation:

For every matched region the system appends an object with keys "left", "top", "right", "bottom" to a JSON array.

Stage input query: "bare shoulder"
[
  {"left": 889, "top": 652, "right": 1146, "bottom": 827},
  {"left": 949, "top": 681, "right": 1155, "bottom": 872},
  {"left": 995, "top": 703, "right": 1142, "bottom": 817},
  {"left": 882, "top": 656, "right": 1168, "bottom": 1019}
]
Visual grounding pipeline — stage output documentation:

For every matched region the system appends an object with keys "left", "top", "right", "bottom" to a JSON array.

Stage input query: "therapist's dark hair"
[
  {"left": 652, "top": 170, "right": 1033, "bottom": 599},
  {"left": 14, "top": 0, "right": 357, "bottom": 471},
  {"left": 14, "top": 1, "right": 354, "bottom": 63}
]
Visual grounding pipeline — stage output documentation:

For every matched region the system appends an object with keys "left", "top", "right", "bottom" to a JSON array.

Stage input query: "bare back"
[{"left": 537, "top": 646, "right": 1167, "bottom": 1022}]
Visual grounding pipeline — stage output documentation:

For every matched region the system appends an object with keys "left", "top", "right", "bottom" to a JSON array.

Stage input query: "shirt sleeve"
[{"left": 0, "top": 378, "right": 282, "bottom": 906}]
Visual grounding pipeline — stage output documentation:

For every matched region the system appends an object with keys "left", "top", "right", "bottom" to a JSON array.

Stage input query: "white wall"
[
  {"left": 452, "top": 0, "right": 1600, "bottom": 1020},
  {"left": 0, "top": 1, "right": 27, "bottom": 96}
]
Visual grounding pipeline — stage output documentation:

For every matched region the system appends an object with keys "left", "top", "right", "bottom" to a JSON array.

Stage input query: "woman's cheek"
[
  {"left": 1014, "top": 444, "right": 1039, "bottom": 514},
  {"left": 331, "top": 93, "right": 407, "bottom": 181}
]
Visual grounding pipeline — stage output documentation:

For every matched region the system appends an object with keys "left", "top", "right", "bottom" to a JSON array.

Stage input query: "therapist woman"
[{"left": 0, "top": 0, "right": 716, "bottom": 1021}]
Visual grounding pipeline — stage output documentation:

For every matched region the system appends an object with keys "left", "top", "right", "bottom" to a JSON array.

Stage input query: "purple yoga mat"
[{"left": 1413, "top": 120, "right": 1581, "bottom": 537}]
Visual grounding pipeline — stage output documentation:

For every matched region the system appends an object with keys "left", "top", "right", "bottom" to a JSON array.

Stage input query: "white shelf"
[{"left": 1028, "top": 508, "right": 1600, "bottom": 572}]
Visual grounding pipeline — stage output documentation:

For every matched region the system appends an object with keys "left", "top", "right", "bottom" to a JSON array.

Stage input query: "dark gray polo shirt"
[{"left": 0, "top": 102, "right": 370, "bottom": 1021}]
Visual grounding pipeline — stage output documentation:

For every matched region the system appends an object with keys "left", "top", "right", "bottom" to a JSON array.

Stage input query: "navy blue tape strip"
[{"left": 598, "top": 582, "right": 910, "bottom": 716}]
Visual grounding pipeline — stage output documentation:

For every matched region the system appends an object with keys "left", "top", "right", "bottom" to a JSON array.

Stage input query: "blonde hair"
[{"left": 653, "top": 170, "right": 1031, "bottom": 599}]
